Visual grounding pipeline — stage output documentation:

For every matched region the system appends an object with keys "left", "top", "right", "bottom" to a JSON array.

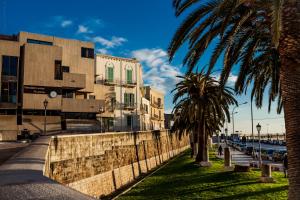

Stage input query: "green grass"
[{"left": 118, "top": 150, "right": 288, "bottom": 200}]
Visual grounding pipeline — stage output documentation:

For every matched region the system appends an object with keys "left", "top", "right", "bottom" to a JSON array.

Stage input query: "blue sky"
[{"left": 1, "top": 0, "right": 285, "bottom": 134}]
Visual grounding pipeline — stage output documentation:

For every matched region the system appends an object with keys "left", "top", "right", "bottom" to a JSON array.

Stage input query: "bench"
[{"left": 234, "top": 164, "right": 250, "bottom": 172}]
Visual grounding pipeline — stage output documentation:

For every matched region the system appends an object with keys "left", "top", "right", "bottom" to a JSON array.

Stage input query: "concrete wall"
[{"left": 44, "top": 130, "right": 189, "bottom": 198}]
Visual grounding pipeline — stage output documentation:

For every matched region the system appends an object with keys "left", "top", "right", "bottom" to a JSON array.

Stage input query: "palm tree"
[
  {"left": 172, "top": 72, "right": 237, "bottom": 165},
  {"left": 168, "top": 0, "right": 300, "bottom": 198}
]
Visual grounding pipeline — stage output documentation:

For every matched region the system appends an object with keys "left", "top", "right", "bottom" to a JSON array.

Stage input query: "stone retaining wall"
[{"left": 44, "top": 130, "right": 190, "bottom": 198}]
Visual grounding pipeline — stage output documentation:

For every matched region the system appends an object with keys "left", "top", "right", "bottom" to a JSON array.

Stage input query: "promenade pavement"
[
  {"left": 0, "top": 136, "right": 95, "bottom": 200},
  {"left": 216, "top": 144, "right": 284, "bottom": 170},
  {"left": 216, "top": 145, "right": 253, "bottom": 165}
]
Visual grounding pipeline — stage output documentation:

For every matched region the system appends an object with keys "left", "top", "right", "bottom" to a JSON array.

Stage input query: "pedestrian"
[
  {"left": 283, "top": 153, "right": 288, "bottom": 178},
  {"left": 218, "top": 145, "right": 223, "bottom": 156}
]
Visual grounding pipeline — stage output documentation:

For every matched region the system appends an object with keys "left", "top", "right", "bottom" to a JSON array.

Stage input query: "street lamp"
[
  {"left": 232, "top": 101, "right": 247, "bottom": 135},
  {"left": 99, "top": 106, "right": 105, "bottom": 132},
  {"left": 256, "top": 123, "right": 262, "bottom": 167},
  {"left": 43, "top": 99, "right": 48, "bottom": 136}
]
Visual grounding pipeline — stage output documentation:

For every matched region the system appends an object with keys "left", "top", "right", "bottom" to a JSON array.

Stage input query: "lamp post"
[
  {"left": 232, "top": 102, "right": 247, "bottom": 135},
  {"left": 99, "top": 106, "right": 105, "bottom": 132},
  {"left": 232, "top": 111, "right": 238, "bottom": 136},
  {"left": 225, "top": 128, "right": 228, "bottom": 145},
  {"left": 256, "top": 123, "right": 262, "bottom": 167},
  {"left": 43, "top": 99, "right": 48, "bottom": 136},
  {"left": 251, "top": 99, "right": 255, "bottom": 156}
]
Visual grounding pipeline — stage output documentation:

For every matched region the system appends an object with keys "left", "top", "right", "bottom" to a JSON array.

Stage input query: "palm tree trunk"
[
  {"left": 195, "top": 125, "right": 204, "bottom": 162},
  {"left": 202, "top": 124, "right": 209, "bottom": 162},
  {"left": 279, "top": 1, "right": 300, "bottom": 199}
]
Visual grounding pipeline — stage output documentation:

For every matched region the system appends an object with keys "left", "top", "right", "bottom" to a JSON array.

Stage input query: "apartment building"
[
  {"left": 140, "top": 97, "right": 150, "bottom": 130},
  {"left": 144, "top": 86, "right": 165, "bottom": 130},
  {"left": 95, "top": 54, "right": 143, "bottom": 131},
  {"left": 0, "top": 32, "right": 104, "bottom": 140}
]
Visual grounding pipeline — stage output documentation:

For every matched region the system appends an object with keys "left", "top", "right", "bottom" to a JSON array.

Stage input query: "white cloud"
[
  {"left": 92, "top": 36, "right": 127, "bottom": 48},
  {"left": 212, "top": 72, "right": 238, "bottom": 86},
  {"left": 77, "top": 25, "right": 93, "bottom": 34},
  {"left": 97, "top": 48, "right": 109, "bottom": 54},
  {"left": 61, "top": 20, "right": 73, "bottom": 28},
  {"left": 131, "top": 48, "right": 182, "bottom": 93}
]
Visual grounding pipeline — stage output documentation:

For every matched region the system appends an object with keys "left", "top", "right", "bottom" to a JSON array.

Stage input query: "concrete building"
[
  {"left": 140, "top": 97, "right": 150, "bottom": 130},
  {"left": 95, "top": 54, "right": 143, "bottom": 131},
  {"left": 0, "top": 32, "right": 104, "bottom": 140},
  {"left": 144, "top": 86, "right": 165, "bottom": 130}
]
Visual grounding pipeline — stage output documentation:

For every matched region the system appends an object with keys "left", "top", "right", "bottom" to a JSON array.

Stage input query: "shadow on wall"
[{"left": 44, "top": 130, "right": 190, "bottom": 198}]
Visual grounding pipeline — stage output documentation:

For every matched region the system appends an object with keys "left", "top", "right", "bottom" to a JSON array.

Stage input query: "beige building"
[
  {"left": 0, "top": 31, "right": 166, "bottom": 140},
  {"left": 144, "top": 86, "right": 165, "bottom": 130},
  {"left": 94, "top": 54, "right": 143, "bottom": 131},
  {"left": 0, "top": 32, "right": 104, "bottom": 140}
]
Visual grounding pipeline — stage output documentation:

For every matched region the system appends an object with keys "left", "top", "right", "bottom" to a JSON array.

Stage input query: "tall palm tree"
[
  {"left": 172, "top": 72, "right": 237, "bottom": 165},
  {"left": 168, "top": 0, "right": 300, "bottom": 198}
]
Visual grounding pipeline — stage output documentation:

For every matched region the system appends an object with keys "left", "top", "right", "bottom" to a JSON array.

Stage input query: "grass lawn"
[{"left": 118, "top": 150, "right": 288, "bottom": 200}]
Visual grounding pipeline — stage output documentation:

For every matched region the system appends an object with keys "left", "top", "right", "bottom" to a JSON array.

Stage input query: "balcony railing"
[
  {"left": 121, "top": 80, "right": 137, "bottom": 87},
  {"left": 95, "top": 78, "right": 136, "bottom": 87},
  {"left": 122, "top": 103, "right": 136, "bottom": 110},
  {"left": 151, "top": 101, "right": 163, "bottom": 109}
]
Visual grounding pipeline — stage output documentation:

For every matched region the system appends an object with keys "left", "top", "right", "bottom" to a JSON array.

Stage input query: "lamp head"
[
  {"left": 256, "top": 123, "right": 261, "bottom": 132},
  {"left": 43, "top": 99, "right": 48, "bottom": 108}
]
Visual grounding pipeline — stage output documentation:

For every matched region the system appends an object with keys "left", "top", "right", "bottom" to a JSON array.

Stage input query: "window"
[
  {"left": 54, "top": 60, "right": 63, "bottom": 80},
  {"left": 2, "top": 56, "right": 18, "bottom": 76},
  {"left": 158, "top": 98, "right": 162, "bottom": 107},
  {"left": 106, "top": 63, "right": 114, "bottom": 82},
  {"left": 89, "top": 95, "right": 95, "bottom": 99},
  {"left": 1, "top": 81, "right": 17, "bottom": 103},
  {"left": 27, "top": 39, "right": 53, "bottom": 46},
  {"left": 124, "top": 93, "right": 134, "bottom": 106},
  {"left": 81, "top": 47, "right": 94, "bottom": 58},
  {"left": 127, "top": 116, "right": 132, "bottom": 127},
  {"left": 126, "top": 69, "right": 133, "bottom": 84},
  {"left": 62, "top": 66, "right": 70, "bottom": 73}
]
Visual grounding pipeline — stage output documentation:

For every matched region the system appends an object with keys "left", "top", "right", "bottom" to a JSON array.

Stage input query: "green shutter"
[
  {"left": 108, "top": 67, "right": 114, "bottom": 82},
  {"left": 130, "top": 93, "right": 134, "bottom": 106},
  {"left": 127, "top": 69, "right": 132, "bottom": 84},
  {"left": 124, "top": 93, "right": 129, "bottom": 105}
]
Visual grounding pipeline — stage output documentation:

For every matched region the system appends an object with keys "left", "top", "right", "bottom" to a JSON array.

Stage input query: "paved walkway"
[
  {"left": 216, "top": 144, "right": 284, "bottom": 171},
  {"left": 0, "top": 142, "right": 28, "bottom": 165},
  {"left": 216, "top": 144, "right": 253, "bottom": 165},
  {"left": 0, "top": 136, "right": 95, "bottom": 200}
]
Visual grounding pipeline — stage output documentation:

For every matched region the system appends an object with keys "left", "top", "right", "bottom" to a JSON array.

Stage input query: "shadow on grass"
[
  {"left": 119, "top": 150, "right": 288, "bottom": 200},
  {"left": 215, "top": 185, "right": 288, "bottom": 200}
]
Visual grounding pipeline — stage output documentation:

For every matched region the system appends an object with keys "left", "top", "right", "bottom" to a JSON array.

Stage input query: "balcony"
[
  {"left": 151, "top": 101, "right": 163, "bottom": 109},
  {"left": 122, "top": 103, "right": 136, "bottom": 110},
  {"left": 62, "top": 98, "right": 104, "bottom": 113},
  {"left": 63, "top": 72, "right": 86, "bottom": 89},
  {"left": 121, "top": 80, "right": 137, "bottom": 88}
]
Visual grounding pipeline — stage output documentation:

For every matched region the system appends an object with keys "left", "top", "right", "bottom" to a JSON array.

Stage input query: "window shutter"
[
  {"left": 127, "top": 70, "right": 132, "bottom": 83},
  {"left": 108, "top": 67, "right": 113, "bottom": 82},
  {"left": 130, "top": 93, "right": 134, "bottom": 105},
  {"left": 124, "top": 93, "right": 128, "bottom": 105}
]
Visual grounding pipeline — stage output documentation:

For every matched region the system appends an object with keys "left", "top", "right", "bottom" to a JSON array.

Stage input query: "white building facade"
[{"left": 95, "top": 54, "right": 143, "bottom": 131}]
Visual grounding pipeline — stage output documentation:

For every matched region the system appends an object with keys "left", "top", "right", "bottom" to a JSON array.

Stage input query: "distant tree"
[{"left": 172, "top": 72, "right": 237, "bottom": 165}]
